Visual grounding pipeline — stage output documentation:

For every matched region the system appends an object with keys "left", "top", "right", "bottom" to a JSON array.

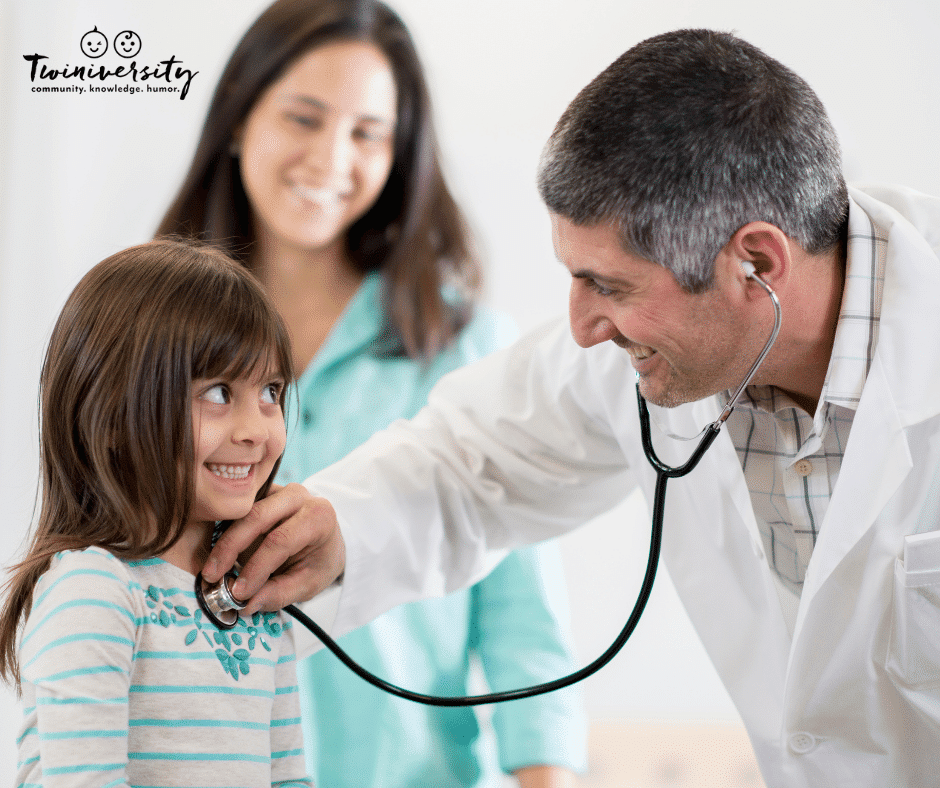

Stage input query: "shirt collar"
[
  {"left": 731, "top": 196, "right": 888, "bottom": 430},
  {"left": 818, "top": 195, "right": 888, "bottom": 414},
  {"left": 296, "top": 272, "right": 384, "bottom": 386}
]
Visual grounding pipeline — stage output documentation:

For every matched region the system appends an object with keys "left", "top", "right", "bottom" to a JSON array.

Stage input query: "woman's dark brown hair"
[
  {"left": 157, "top": 0, "right": 481, "bottom": 358},
  {"left": 0, "top": 239, "right": 294, "bottom": 684}
]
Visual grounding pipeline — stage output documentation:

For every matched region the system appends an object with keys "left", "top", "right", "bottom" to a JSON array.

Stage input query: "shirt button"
[
  {"left": 794, "top": 459, "right": 813, "bottom": 476},
  {"left": 302, "top": 409, "right": 313, "bottom": 427},
  {"left": 788, "top": 732, "right": 817, "bottom": 754}
]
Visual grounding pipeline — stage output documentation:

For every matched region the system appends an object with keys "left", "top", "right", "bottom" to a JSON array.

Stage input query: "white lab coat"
[{"left": 306, "top": 184, "right": 940, "bottom": 787}]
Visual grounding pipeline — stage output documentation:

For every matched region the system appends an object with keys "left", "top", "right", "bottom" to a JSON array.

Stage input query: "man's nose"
[{"left": 569, "top": 284, "right": 620, "bottom": 348}]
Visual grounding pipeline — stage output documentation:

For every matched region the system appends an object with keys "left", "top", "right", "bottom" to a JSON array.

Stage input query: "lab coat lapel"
[
  {"left": 795, "top": 354, "right": 911, "bottom": 620},
  {"left": 793, "top": 187, "right": 940, "bottom": 635}
]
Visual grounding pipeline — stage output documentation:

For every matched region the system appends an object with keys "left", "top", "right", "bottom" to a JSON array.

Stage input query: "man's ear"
[{"left": 720, "top": 221, "right": 792, "bottom": 296}]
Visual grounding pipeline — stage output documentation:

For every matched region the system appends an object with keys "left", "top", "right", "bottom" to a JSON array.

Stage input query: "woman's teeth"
[
  {"left": 208, "top": 464, "right": 252, "bottom": 480},
  {"left": 291, "top": 185, "right": 342, "bottom": 205}
]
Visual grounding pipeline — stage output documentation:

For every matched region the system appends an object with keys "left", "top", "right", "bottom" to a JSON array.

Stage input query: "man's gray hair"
[{"left": 537, "top": 29, "right": 848, "bottom": 292}]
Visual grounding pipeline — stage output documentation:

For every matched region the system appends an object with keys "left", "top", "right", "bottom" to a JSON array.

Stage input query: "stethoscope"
[{"left": 196, "top": 262, "right": 781, "bottom": 706}]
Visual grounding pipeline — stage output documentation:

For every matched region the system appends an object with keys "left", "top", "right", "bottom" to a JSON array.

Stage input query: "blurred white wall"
[{"left": 1, "top": 0, "right": 938, "bottom": 781}]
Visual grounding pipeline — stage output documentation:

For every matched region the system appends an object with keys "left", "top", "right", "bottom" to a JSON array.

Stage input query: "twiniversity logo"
[{"left": 24, "top": 26, "right": 198, "bottom": 100}]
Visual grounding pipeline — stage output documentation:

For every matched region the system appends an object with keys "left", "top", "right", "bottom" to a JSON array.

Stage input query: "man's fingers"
[
  {"left": 202, "top": 482, "right": 297, "bottom": 582},
  {"left": 230, "top": 508, "right": 308, "bottom": 602},
  {"left": 200, "top": 484, "right": 345, "bottom": 614},
  {"left": 240, "top": 562, "right": 329, "bottom": 616}
]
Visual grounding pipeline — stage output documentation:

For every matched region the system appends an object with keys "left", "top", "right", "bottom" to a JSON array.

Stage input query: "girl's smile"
[{"left": 208, "top": 463, "right": 255, "bottom": 480}]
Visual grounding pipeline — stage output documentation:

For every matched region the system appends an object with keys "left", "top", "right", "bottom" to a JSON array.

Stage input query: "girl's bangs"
[{"left": 190, "top": 285, "right": 292, "bottom": 385}]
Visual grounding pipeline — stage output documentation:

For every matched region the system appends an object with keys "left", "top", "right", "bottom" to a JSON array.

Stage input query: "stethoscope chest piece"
[{"left": 195, "top": 570, "right": 246, "bottom": 630}]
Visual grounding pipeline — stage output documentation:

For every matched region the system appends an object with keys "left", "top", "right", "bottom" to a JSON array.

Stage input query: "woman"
[{"left": 158, "top": 1, "right": 586, "bottom": 786}]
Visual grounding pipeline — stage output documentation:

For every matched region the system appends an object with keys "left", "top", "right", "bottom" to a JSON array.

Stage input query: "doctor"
[{"left": 204, "top": 29, "right": 940, "bottom": 787}]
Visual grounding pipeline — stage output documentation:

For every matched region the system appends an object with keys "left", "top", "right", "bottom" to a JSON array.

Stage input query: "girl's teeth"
[{"left": 209, "top": 464, "right": 251, "bottom": 480}]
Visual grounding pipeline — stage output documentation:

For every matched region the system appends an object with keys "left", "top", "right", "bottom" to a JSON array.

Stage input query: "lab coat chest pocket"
[{"left": 887, "top": 531, "right": 940, "bottom": 689}]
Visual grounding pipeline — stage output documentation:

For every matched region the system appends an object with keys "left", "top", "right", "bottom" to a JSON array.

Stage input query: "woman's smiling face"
[{"left": 237, "top": 40, "right": 398, "bottom": 258}]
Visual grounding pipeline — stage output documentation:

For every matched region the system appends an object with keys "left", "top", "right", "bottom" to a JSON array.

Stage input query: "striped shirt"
[
  {"left": 724, "top": 196, "right": 887, "bottom": 604},
  {"left": 15, "top": 546, "right": 311, "bottom": 788}
]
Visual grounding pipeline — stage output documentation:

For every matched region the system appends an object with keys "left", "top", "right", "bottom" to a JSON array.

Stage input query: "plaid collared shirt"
[{"left": 723, "top": 197, "right": 888, "bottom": 598}]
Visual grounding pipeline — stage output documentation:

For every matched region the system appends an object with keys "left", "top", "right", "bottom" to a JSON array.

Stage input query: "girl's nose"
[{"left": 232, "top": 403, "right": 269, "bottom": 445}]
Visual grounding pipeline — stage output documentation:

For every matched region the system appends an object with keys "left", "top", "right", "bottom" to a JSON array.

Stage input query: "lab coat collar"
[
  {"left": 681, "top": 187, "right": 940, "bottom": 651},
  {"left": 792, "top": 186, "right": 940, "bottom": 633},
  {"left": 848, "top": 186, "right": 940, "bottom": 427}
]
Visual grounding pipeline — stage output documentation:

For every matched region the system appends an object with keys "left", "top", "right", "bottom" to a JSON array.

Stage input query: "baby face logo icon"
[
  {"left": 114, "top": 30, "right": 142, "bottom": 59},
  {"left": 80, "top": 27, "right": 108, "bottom": 58}
]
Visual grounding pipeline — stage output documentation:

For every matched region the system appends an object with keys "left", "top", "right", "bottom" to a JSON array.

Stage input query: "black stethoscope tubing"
[
  {"left": 268, "top": 388, "right": 720, "bottom": 707},
  {"left": 281, "top": 386, "right": 718, "bottom": 706},
  {"left": 198, "top": 265, "right": 780, "bottom": 707},
  {"left": 197, "top": 405, "right": 711, "bottom": 707}
]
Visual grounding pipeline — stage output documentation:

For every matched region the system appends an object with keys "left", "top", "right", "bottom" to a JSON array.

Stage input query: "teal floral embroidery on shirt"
[{"left": 143, "top": 583, "right": 283, "bottom": 681}]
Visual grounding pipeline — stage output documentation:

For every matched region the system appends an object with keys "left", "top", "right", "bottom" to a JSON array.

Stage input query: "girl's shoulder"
[
  {"left": 30, "top": 547, "right": 140, "bottom": 620},
  {"left": 21, "top": 547, "right": 142, "bottom": 670},
  {"left": 38, "top": 545, "right": 135, "bottom": 592}
]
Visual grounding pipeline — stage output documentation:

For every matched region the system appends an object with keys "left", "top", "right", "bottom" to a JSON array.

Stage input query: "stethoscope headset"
[{"left": 196, "top": 261, "right": 781, "bottom": 707}]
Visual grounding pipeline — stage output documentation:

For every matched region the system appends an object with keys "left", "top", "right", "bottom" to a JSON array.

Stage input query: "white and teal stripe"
[{"left": 15, "top": 546, "right": 311, "bottom": 787}]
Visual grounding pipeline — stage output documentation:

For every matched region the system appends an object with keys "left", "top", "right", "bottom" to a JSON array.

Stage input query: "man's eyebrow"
[{"left": 570, "top": 269, "right": 633, "bottom": 288}]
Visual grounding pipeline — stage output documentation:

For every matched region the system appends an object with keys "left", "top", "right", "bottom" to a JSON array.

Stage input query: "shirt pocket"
[{"left": 886, "top": 531, "right": 940, "bottom": 689}]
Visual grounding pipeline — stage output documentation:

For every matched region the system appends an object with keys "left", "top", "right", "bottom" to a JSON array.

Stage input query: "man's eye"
[
  {"left": 200, "top": 384, "right": 229, "bottom": 405},
  {"left": 586, "top": 279, "right": 614, "bottom": 297}
]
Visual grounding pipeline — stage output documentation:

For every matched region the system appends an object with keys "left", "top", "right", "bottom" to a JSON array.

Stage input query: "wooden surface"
[{"left": 573, "top": 721, "right": 767, "bottom": 788}]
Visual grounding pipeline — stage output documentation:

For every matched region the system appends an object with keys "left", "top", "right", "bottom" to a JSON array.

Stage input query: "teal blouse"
[{"left": 277, "top": 274, "right": 587, "bottom": 787}]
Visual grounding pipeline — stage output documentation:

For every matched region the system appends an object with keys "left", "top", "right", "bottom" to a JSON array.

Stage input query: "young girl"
[
  {"left": 157, "top": 1, "right": 586, "bottom": 785},
  {"left": 0, "top": 239, "right": 311, "bottom": 787}
]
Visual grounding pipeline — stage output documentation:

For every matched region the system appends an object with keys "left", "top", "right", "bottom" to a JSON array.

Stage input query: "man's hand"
[{"left": 201, "top": 483, "right": 346, "bottom": 616}]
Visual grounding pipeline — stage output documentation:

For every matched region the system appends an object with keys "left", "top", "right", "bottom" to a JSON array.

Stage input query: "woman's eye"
[
  {"left": 354, "top": 126, "right": 390, "bottom": 144},
  {"left": 354, "top": 127, "right": 378, "bottom": 141},
  {"left": 288, "top": 113, "right": 320, "bottom": 129},
  {"left": 200, "top": 384, "right": 229, "bottom": 405}
]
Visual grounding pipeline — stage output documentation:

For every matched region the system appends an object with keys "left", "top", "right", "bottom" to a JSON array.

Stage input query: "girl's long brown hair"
[
  {"left": 0, "top": 239, "right": 294, "bottom": 685},
  {"left": 157, "top": 0, "right": 482, "bottom": 359}
]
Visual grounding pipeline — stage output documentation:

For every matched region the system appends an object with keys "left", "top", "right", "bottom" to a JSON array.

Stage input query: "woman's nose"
[{"left": 303, "top": 122, "right": 354, "bottom": 179}]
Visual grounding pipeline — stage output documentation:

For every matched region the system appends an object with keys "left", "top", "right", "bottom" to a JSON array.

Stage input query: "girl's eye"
[
  {"left": 261, "top": 382, "right": 282, "bottom": 405},
  {"left": 200, "top": 384, "right": 230, "bottom": 405}
]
